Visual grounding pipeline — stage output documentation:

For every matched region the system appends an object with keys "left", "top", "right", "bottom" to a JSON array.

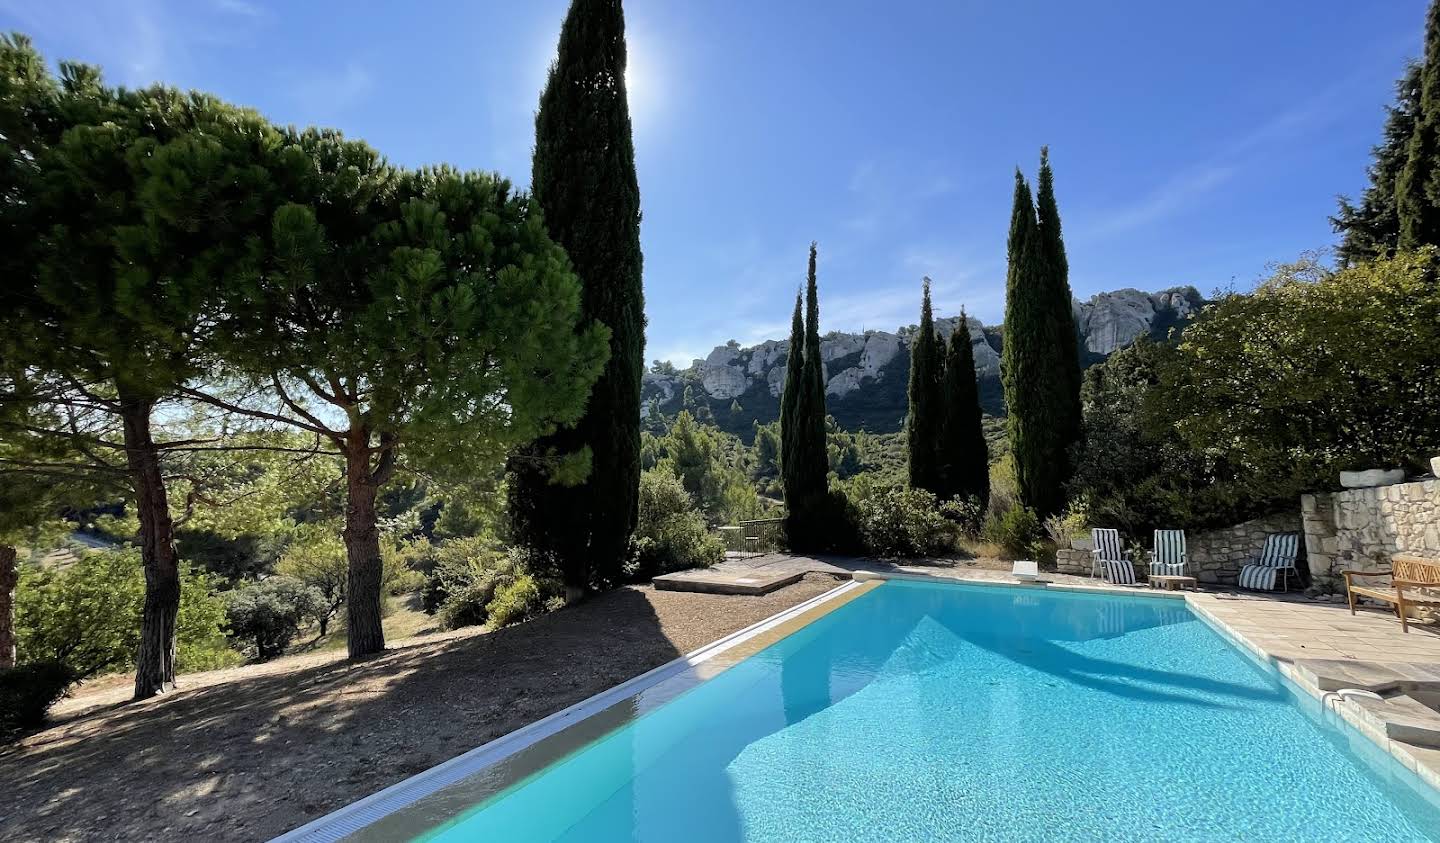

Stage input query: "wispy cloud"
[
  {"left": 1081, "top": 72, "right": 1374, "bottom": 241},
  {"left": 0, "top": 0, "right": 172, "bottom": 86},
  {"left": 1085, "top": 164, "right": 1238, "bottom": 239},
  {"left": 213, "top": 0, "right": 266, "bottom": 19},
  {"left": 843, "top": 157, "right": 958, "bottom": 235},
  {"left": 288, "top": 61, "right": 373, "bottom": 121}
]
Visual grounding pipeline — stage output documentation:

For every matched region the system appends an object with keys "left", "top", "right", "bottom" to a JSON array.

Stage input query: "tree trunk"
[
  {"left": 120, "top": 394, "right": 181, "bottom": 700},
  {"left": 0, "top": 544, "right": 17, "bottom": 670},
  {"left": 342, "top": 445, "right": 385, "bottom": 659}
]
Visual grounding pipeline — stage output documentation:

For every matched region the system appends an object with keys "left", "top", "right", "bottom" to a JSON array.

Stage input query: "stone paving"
[{"left": 1189, "top": 590, "right": 1440, "bottom": 663}]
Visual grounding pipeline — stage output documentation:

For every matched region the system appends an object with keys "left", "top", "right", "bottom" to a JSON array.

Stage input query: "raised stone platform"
[
  {"left": 652, "top": 552, "right": 858, "bottom": 595},
  {"left": 652, "top": 567, "right": 808, "bottom": 595}
]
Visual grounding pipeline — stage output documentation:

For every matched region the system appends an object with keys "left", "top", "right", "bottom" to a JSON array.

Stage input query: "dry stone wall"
[
  {"left": 1053, "top": 513, "right": 1300, "bottom": 585},
  {"left": 1302, "top": 479, "right": 1440, "bottom": 590}
]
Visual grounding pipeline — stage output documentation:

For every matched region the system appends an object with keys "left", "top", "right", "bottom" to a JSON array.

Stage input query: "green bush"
[
  {"left": 485, "top": 574, "right": 545, "bottom": 629},
  {"left": 222, "top": 577, "right": 329, "bottom": 660},
  {"left": 983, "top": 505, "right": 1041, "bottom": 559},
  {"left": 939, "top": 495, "right": 984, "bottom": 536},
  {"left": 0, "top": 661, "right": 74, "bottom": 739},
  {"left": 16, "top": 550, "right": 237, "bottom": 679},
  {"left": 420, "top": 536, "right": 510, "bottom": 616},
  {"left": 1165, "top": 251, "right": 1440, "bottom": 490},
  {"left": 627, "top": 469, "right": 724, "bottom": 579},
  {"left": 433, "top": 548, "right": 561, "bottom": 631},
  {"left": 848, "top": 482, "right": 956, "bottom": 558}
]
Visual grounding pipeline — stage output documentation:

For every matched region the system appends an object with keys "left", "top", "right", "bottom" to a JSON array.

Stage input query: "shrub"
[
  {"left": 421, "top": 536, "right": 510, "bottom": 615},
  {"left": 939, "top": 495, "right": 984, "bottom": 536},
  {"left": 1070, "top": 338, "right": 1280, "bottom": 535},
  {"left": 279, "top": 528, "right": 431, "bottom": 633},
  {"left": 17, "top": 550, "right": 237, "bottom": 679},
  {"left": 0, "top": 661, "right": 74, "bottom": 739},
  {"left": 1165, "top": 251, "right": 1440, "bottom": 489},
  {"left": 1043, "top": 502, "right": 1089, "bottom": 549},
  {"left": 222, "top": 577, "right": 329, "bottom": 660},
  {"left": 627, "top": 470, "right": 724, "bottom": 579},
  {"left": 434, "top": 548, "right": 561, "bottom": 631},
  {"left": 485, "top": 574, "right": 545, "bottom": 629},
  {"left": 842, "top": 478, "right": 956, "bottom": 558},
  {"left": 983, "top": 505, "right": 1041, "bottom": 559}
]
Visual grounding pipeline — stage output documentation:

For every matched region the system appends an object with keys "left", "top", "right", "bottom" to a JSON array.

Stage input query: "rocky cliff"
[{"left": 645, "top": 285, "right": 1202, "bottom": 438}]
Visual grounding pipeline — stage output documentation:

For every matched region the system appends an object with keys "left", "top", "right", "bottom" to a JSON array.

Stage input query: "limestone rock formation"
[
  {"left": 640, "top": 284, "right": 1202, "bottom": 435},
  {"left": 1073, "top": 286, "right": 1201, "bottom": 355}
]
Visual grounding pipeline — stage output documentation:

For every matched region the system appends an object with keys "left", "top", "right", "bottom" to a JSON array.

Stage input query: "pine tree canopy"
[
  {"left": 1397, "top": 0, "right": 1440, "bottom": 250},
  {"left": 1334, "top": 62, "right": 1421, "bottom": 265}
]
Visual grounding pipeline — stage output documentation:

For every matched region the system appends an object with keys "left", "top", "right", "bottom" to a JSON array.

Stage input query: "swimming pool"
[{"left": 334, "top": 579, "right": 1440, "bottom": 841}]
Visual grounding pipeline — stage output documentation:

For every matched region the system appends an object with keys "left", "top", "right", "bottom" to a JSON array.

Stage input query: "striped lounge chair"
[
  {"left": 1237, "top": 532, "right": 1302, "bottom": 592},
  {"left": 1148, "top": 530, "right": 1188, "bottom": 578},
  {"left": 1091, "top": 528, "right": 1137, "bottom": 585}
]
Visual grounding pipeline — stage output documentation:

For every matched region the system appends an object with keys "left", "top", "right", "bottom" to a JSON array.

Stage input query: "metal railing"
[{"left": 718, "top": 517, "right": 785, "bottom": 554}]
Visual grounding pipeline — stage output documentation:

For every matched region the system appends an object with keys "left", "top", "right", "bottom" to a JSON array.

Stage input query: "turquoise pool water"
[{"left": 420, "top": 580, "right": 1440, "bottom": 841}]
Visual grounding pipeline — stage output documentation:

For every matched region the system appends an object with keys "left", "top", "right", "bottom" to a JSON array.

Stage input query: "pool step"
[{"left": 1349, "top": 693, "right": 1440, "bottom": 749}]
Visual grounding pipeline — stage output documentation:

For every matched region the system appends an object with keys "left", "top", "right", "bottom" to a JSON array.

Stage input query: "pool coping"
[
  {"left": 855, "top": 569, "right": 1440, "bottom": 799},
  {"left": 270, "top": 578, "right": 879, "bottom": 843}
]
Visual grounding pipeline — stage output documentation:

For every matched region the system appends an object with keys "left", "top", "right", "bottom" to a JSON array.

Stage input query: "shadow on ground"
[{"left": 0, "top": 577, "right": 839, "bottom": 842}]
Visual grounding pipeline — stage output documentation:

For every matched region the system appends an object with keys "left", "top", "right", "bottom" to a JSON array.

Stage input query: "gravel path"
[{"left": 0, "top": 574, "right": 846, "bottom": 842}]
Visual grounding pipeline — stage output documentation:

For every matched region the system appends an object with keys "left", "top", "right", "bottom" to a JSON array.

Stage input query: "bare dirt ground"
[{"left": 0, "top": 574, "right": 845, "bottom": 842}]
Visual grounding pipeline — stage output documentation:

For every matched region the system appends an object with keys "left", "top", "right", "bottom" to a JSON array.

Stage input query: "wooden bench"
[{"left": 1344, "top": 555, "right": 1440, "bottom": 633}]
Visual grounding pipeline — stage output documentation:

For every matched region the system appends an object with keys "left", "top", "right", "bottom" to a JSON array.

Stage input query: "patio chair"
[
  {"left": 1091, "top": 528, "right": 1137, "bottom": 584},
  {"left": 1237, "top": 532, "right": 1301, "bottom": 592},
  {"left": 1148, "top": 529, "right": 1188, "bottom": 578}
]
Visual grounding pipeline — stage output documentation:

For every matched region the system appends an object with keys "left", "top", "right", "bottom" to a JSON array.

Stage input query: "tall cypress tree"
[
  {"left": 509, "top": 0, "right": 644, "bottom": 597},
  {"left": 1334, "top": 62, "right": 1421, "bottom": 265},
  {"left": 1002, "top": 168, "right": 1070, "bottom": 519},
  {"left": 1398, "top": 0, "right": 1440, "bottom": 250},
  {"left": 780, "top": 290, "right": 806, "bottom": 524},
  {"left": 906, "top": 278, "right": 944, "bottom": 493},
  {"left": 782, "top": 243, "right": 830, "bottom": 550},
  {"left": 1034, "top": 147, "right": 1083, "bottom": 489},
  {"left": 938, "top": 309, "right": 990, "bottom": 514}
]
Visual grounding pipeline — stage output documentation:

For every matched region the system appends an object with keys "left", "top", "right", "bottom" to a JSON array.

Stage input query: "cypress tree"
[
  {"left": 938, "top": 309, "right": 990, "bottom": 514},
  {"left": 1034, "top": 147, "right": 1083, "bottom": 489},
  {"left": 509, "top": 0, "right": 644, "bottom": 597},
  {"left": 906, "top": 278, "right": 944, "bottom": 493},
  {"left": 1002, "top": 168, "right": 1071, "bottom": 519},
  {"left": 780, "top": 290, "right": 806, "bottom": 523},
  {"left": 1334, "top": 62, "right": 1421, "bottom": 265},
  {"left": 782, "top": 242, "right": 831, "bottom": 550},
  {"left": 1397, "top": 0, "right": 1440, "bottom": 250}
]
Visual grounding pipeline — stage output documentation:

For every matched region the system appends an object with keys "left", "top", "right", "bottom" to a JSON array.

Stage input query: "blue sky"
[{"left": 1, "top": 1, "right": 1425, "bottom": 366}]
